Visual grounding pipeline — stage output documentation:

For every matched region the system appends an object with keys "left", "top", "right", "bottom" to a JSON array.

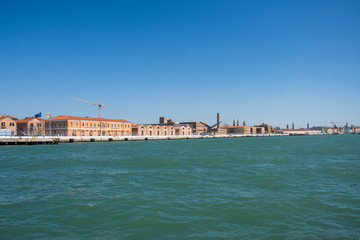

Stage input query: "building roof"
[
  {"left": 0, "top": 115, "right": 18, "bottom": 121},
  {"left": 17, "top": 117, "right": 44, "bottom": 123},
  {"left": 48, "top": 115, "right": 130, "bottom": 123}
]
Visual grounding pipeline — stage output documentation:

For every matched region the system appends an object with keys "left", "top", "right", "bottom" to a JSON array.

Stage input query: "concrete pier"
[
  {"left": 0, "top": 136, "right": 60, "bottom": 145},
  {"left": 0, "top": 133, "right": 327, "bottom": 145}
]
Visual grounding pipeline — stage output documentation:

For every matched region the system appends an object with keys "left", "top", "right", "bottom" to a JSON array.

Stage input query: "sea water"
[{"left": 0, "top": 135, "right": 359, "bottom": 239}]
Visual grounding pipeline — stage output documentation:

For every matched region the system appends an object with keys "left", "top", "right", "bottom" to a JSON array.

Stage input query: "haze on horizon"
[{"left": 1, "top": 0, "right": 359, "bottom": 128}]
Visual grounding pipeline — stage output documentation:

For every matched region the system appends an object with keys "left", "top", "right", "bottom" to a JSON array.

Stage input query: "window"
[
  {"left": 86, "top": 123, "right": 88, "bottom": 127},
  {"left": 76, "top": 122, "right": 78, "bottom": 127},
  {"left": 111, "top": 124, "right": 113, "bottom": 128},
  {"left": 90, "top": 123, "right": 92, "bottom": 127},
  {"left": 1, "top": 122, "right": 5, "bottom": 127},
  {"left": 10, "top": 122, "right": 14, "bottom": 126},
  {"left": 82, "top": 123, "right": 84, "bottom": 127},
  {"left": 71, "top": 122, "right": 73, "bottom": 127}
]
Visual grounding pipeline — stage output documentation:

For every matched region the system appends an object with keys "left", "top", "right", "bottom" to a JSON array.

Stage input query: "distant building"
[
  {"left": 132, "top": 117, "right": 192, "bottom": 136},
  {"left": 254, "top": 123, "right": 274, "bottom": 133},
  {"left": 45, "top": 115, "right": 132, "bottom": 136},
  {"left": 219, "top": 125, "right": 265, "bottom": 134},
  {"left": 17, "top": 117, "right": 45, "bottom": 136},
  {"left": 0, "top": 115, "right": 18, "bottom": 135},
  {"left": 179, "top": 121, "right": 208, "bottom": 134},
  {"left": 278, "top": 128, "right": 322, "bottom": 135},
  {"left": 132, "top": 124, "right": 177, "bottom": 136}
]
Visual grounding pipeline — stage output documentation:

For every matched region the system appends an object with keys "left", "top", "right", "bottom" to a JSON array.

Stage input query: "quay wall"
[{"left": 0, "top": 133, "right": 330, "bottom": 144}]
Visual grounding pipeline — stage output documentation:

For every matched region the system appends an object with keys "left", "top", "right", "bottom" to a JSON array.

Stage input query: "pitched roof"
[
  {"left": 48, "top": 115, "right": 130, "bottom": 123},
  {"left": 17, "top": 117, "right": 44, "bottom": 123},
  {"left": 0, "top": 115, "right": 18, "bottom": 121}
]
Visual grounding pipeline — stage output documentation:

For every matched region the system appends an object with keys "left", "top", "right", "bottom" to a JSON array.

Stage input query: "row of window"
[
  {"left": 1, "top": 122, "right": 15, "bottom": 127},
  {"left": 140, "top": 126, "right": 174, "bottom": 130},
  {"left": 47, "top": 121, "right": 130, "bottom": 128}
]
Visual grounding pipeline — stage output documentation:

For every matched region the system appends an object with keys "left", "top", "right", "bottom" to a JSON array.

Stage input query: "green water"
[{"left": 1, "top": 135, "right": 359, "bottom": 239}]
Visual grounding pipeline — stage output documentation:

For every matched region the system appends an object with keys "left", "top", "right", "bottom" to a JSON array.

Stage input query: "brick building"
[
  {"left": 220, "top": 125, "right": 265, "bottom": 134},
  {"left": 45, "top": 116, "right": 132, "bottom": 136},
  {"left": 0, "top": 115, "right": 18, "bottom": 135},
  {"left": 179, "top": 121, "right": 209, "bottom": 134},
  {"left": 17, "top": 117, "right": 45, "bottom": 136},
  {"left": 132, "top": 124, "right": 192, "bottom": 136}
]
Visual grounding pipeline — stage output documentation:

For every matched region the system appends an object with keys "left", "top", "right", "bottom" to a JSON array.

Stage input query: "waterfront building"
[
  {"left": 132, "top": 124, "right": 192, "bottom": 136},
  {"left": 253, "top": 123, "right": 274, "bottom": 133},
  {"left": 17, "top": 117, "right": 45, "bottom": 136},
  {"left": 132, "top": 124, "right": 176, "bottom": 136},
  {"left": 220, "top": 125, "right": 265, "bottom": 134},
  {"left": 0, "top": 115, "right": 18, "bottom": 135},
  {"left": 178, "top": 121, "right": 208, "bottom": 134},
  {"left": 278, "top": 128, "right": 322, "bottom": 135},
  {"left": 45, "top": 116, "right": 132, "bottom": 136}
]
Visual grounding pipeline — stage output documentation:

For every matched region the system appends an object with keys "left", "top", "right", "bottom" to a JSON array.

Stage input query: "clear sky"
[{"left": 1, "top": 0, "right": 359, "bottom": 128}]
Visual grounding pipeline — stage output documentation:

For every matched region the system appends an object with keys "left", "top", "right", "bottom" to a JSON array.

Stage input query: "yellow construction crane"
[{"left": 72, "top": 98, "right": 106, "bottom": 118}]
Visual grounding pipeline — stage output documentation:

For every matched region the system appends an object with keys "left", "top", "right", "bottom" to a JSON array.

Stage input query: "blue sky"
[{"left": 1, "top": 0, "right": 359, "bottom": 128}]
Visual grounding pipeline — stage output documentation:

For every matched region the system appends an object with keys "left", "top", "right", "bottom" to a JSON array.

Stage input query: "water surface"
[{"left": 1, "top": 135, "right": 359, "bottom": 239}]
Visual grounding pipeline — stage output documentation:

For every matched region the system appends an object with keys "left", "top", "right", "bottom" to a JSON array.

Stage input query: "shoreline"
[{"left": 0, "top": 133, "right": 330, "bottom": 145}]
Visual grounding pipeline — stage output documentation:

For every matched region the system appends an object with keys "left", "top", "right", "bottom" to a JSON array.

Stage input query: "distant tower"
[
  {"left": 292, "top": 122, "right": 294, "bottom": 129},
  {"left": 307, "top": 123, "right": 309, "bottom": 129},
  {"left": 233, "top": 119, "right": 235, "bottom": 126},
  {"left": 237, "top": 120, "right": 239, "bottom": 126},
  {"left": 243, "top": 120, "right": 246, "bottom": 126},
  {"left": 159, "top": 117, "right": 168, "bottom": 124},
  {"left": 286, "top": 124, "right": 289, "bottom": 129}
]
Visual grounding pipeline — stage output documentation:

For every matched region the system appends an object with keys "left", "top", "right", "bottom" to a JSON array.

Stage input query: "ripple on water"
[{"left": 0, "top": 135, "right": 360, "bottom": 239}]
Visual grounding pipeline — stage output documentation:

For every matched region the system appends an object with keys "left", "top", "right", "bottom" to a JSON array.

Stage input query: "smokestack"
[
  {"left": 307, "top": 123, "right": 309, "bottom": 129},
  {"left": 217, "top": 113, "right": 220, "bottom": 129},
  {"left": 233, "top": 119, "right": 235, "bottom": 126},
  {"left": 237, "top": 120, "right": 239, "bottom": 126},
  {"left": 287, "top": 124, "right": 289, "bottom": 129},
  {"left": 292, "top": 122, "right": 294, "bottom": 129}
]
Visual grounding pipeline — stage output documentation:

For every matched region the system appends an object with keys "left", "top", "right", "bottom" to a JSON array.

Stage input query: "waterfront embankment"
[{"left": 0, "top": 132, "right": 328, "bottom": 145}]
